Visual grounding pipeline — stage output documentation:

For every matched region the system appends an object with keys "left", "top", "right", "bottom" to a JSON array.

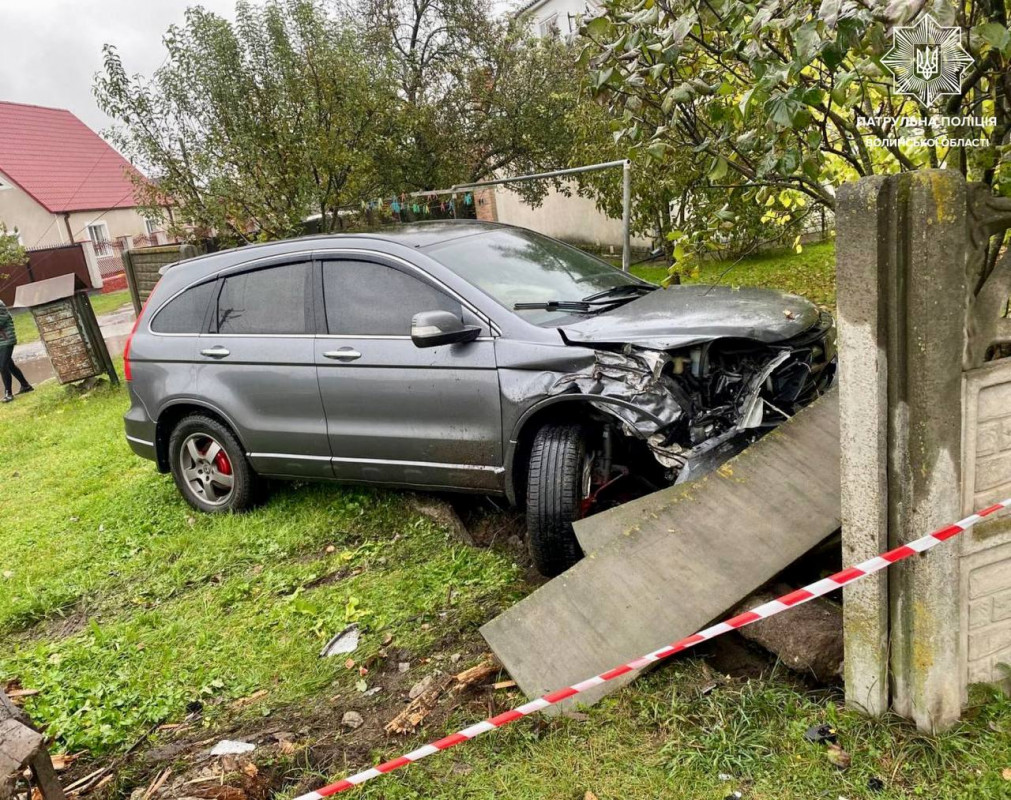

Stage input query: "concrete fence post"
[
  {"left": 886, "top": 172, "right": 967, "bottom": 731},
  {"left": 80, "top": 240, "right": 102, "bottom": 290},
  {"left": 837, "top": 170, "right": 969, "bottom": 731},
  {"left": 836, "top": 176, "right": 891, "bottom": 717}
]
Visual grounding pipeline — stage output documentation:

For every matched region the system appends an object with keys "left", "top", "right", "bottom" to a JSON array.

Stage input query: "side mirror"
[{"left": 411, "top": 310, "right": 482, "bottom": 348}]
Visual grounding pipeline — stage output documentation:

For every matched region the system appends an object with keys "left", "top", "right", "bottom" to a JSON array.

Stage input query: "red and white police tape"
[{"left": 294, "top": 497, "right": 1011, "bottom": 799}]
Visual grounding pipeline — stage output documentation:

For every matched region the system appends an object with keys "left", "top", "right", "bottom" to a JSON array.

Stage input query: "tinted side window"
[
  {"left": 151, "top": 281, "right": 215, "bottom": 333},
  {"left": 323, "top": 261, "right": 461, "bottom": 335},
  {"left": 216, "top": 262, "right": 312, "bottom": 335}
]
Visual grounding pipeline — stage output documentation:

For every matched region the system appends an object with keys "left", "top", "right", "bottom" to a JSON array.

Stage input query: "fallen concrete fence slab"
[{"left": 481, "top": 389, "right": 840, "bottom": 709}]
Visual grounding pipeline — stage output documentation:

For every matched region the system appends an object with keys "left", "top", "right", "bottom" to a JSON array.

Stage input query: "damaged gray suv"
[{"left": 124, "top": 221, "right": 835, "bottom": 575}]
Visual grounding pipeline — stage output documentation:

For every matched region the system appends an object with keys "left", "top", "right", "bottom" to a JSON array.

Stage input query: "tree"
[
  {"left": 95, "top": 0, "right": 404, "bottom": 241},
  {"left": 438, "top": 24, "right": 589, "bottom": 198},
  {"left": 583, "top": 0, "right": 1011, "bottom": 263},
  {"left": 359, "top": 0, "right": 489, "bottom": 105},
  {"left": 567, "top": 67, "right": 810, "bottom": 277},
  {"left": 0, "top": 223, "right": 27, "bottom": 268},
  {"left": 362, "top": 0, "right": 587, "bottom": 200}
]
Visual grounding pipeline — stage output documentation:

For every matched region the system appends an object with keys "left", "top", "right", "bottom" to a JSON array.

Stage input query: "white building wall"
[
  {"left": 0, "top": 170, "right": 157, "bottom": 252},
  {"left": 66, "top": 207, "right": 153, "bottom": 245},
  {"left": 494, "top": 182, "right": 651, "bottom": 250},
  {"left": 522, "top": 0, "right": 599, "bottom": 38},
  {"left": 0, "top": 170, "right": 63, "bottom": 248}
]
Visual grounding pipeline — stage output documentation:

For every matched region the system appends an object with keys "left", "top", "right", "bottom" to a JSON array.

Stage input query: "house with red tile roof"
[{"left": 0, "top": 101, "right": 173, "bottom": 261}]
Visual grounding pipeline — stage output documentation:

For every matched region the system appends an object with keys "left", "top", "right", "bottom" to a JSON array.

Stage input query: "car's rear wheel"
[
  {"left": 168, "top": 414, "right": 258, "bottom": 513},
  {"left": 526, "top": 423, "right": 592, "bottom": 577}
]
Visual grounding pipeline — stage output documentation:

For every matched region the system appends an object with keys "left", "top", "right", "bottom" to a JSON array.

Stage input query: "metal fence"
[{"left": 0, "top": 243, "right": 94, "bottom": 306}]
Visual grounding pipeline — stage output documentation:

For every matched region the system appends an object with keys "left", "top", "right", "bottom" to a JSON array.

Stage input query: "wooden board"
[{"left": 481, "top": 390, "right": 840, "bottom": 709}]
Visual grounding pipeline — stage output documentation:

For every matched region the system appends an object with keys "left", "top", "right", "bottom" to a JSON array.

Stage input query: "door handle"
[
  {"left": 323, "top": 348, "right": 362, "bottom": 362},
  {"left": 200, "top": 346, "right": 230, "bottom": 359}
]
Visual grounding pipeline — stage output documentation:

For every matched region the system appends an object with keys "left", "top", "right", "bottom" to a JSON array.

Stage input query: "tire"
[
  {"left": 526, "top": 423, "right": 590, "bottom": 577},
  {"left": 168, "top": 413, "right": 259, "bottom": 513}
]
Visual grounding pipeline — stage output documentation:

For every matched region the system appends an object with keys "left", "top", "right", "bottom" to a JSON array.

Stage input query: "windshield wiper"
[
  {"left": 514, "top": 299, "right": 594, "bottom": 313},
  {"left": 581, "top": 284, "right": 655, "bottom": 302},
  {"left": 515, "top": 288, "right": 654, "bottom": 313}
]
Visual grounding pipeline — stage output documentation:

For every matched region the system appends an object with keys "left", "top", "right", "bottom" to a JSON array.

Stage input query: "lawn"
[
  {"left": 11, "top": 288, "right": 132, "bottom": 345},
  {"left": 2, "top": 247, "right": 1010, "bottom": 799},
  {"left": 629, "top": 239, "right": 837, "bottom": 310}
]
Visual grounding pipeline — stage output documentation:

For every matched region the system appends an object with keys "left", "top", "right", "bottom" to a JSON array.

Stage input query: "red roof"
[{"left": 0, "top": 101, "right": 145, "bottom": 214}]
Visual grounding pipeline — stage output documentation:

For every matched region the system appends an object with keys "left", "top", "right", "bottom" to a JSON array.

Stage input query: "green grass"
[
  {"left": 340, "top": 671, "right": 1011, "bottom": 800},
  {"left": 629, "top": 240, "right": 837, "bottom": 310},
  {"left": 0, "top": 372, "right": 522, "bottom": 754},
  {"left": 3, "top": 246, "right": 1010, "bottom": 798},
  {"left": 11, "top": 289, "right": 132, "bottom": 346}
]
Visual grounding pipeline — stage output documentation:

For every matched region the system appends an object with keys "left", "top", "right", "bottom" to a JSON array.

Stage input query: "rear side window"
[
  {"left": 216, "top": 262, "right": 312, "bottom": 335},
  {"left": 323, "top": 261, "right": 460, "bottom": 335},
  {"left": 150, "top": 282, "right": 215, "bottom": 333}
]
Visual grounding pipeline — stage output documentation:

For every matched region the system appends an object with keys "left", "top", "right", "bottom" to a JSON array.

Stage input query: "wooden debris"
[
  {"left": 1, "top": 690, "right": 65, "bottom": 800},
  {"left": 385, "top": 660, "right": 503, "bottom": 735},
  {"left": 188, "top": 785, "right": 247, "bottom": 800},
  {"left": 48, "top": 755, "right": 79, "bottom": 773},
  {"left": 228, "top": 691, "right": 268, "bottom": 710},
  {"left": 384, "top": 675, "right": 454, "bottom": 735},
  {"left": 4, "top": 690, "right": 39, "bottom": 705},
  {"left": 454, "top": 660, "right": 499, "bottom": 688},
  {"left": 62, "top": 768, "right": 107, "bottom": 794},
  {"left": 140, "top": 768, "right": 172, "bottom": 800}
]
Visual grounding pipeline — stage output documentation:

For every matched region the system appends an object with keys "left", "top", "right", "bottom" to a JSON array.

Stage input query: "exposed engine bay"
[{"left": 549, "top": 310, "right": 837, "bottom": 492}]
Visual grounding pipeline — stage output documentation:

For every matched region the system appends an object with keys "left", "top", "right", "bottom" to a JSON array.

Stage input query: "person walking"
[{"left": 0, "top": 299, "right": 32, "bottom": 403}]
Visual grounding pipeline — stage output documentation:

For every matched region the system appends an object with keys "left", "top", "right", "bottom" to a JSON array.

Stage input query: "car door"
[
  {"left": 315, "top": 255, "right": 502, "bottom": 490},
  {"left": 195, "top": 258, "right": 332, "bottom": 478}
]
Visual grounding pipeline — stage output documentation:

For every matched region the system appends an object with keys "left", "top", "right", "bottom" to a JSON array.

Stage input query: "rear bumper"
[{"left": 124, "top": 387, "right": 157, "bottom": 463}]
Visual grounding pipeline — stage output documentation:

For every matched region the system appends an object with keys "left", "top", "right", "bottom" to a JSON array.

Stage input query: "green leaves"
[
  {"left": 584, "top": 15, "right": 612, "bottom": 39},
  {"left": 0, "top": 223, "right": 26, "bottom": 268},
  {"left": 975, "top": 22, "right": 1011, "bottom": 56},
  {"left": 95, "top": 0, "right": 586, "bottom": 239},
  {"left": 764, "top": 93, "right": 810, "bottom": 129},
  {"left": 792, "top": 22, "right": 822, "bottom": 64},
  {"left": 708, "top": 155, "right": 729, "bottom": 181},
  {"left": 662, "top": 82, "right": 694, "bottom": 111},
  {"left": 595, "top": 67, "right": 616, "bottom": 90}
]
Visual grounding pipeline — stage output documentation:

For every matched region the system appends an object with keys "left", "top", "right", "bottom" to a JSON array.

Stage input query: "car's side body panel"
[
  {"left": 316, "top": 335, "right": 503, "bottom": 489},
  {"left": 310, "top": 250, "right": 505, "bottom": 490},
  {"left": 197, "top": 334, "right": 331, "bottom": 478}
]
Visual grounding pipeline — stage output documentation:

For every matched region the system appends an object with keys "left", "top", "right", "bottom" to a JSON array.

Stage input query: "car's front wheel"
[
  {"left": 526, "top": 423, "right": 592, "bottom": 577},
  {"left": 168, "top": 414, "right": 258, "bottom": 513}
]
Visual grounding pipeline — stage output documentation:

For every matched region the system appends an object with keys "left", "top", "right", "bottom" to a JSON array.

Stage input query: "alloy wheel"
[{"left": 179, "top": 433, "right": 234, "bottom": 506}]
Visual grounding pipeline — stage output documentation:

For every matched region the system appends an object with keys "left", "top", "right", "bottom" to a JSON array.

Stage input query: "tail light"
[{"left": 123, "top": 296, "right": 151, "bottom": 382}]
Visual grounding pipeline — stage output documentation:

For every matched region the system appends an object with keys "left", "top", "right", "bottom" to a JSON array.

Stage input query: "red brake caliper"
[{"left": 214, "top": 449, "right": 232, "bottom": 476}]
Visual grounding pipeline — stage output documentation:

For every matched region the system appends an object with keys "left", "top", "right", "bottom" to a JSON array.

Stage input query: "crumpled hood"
[{"left": 560, "top": 284, "right": 821, "bottom": 350}]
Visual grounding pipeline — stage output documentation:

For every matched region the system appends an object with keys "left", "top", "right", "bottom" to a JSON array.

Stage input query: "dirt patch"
[
  {"left": 409, "top": 493, "right": 545, "bottom": 584},
  {"left": 68, "top": 632, "right": 512, "bottom": 800},
  {"left": 6, "top": 600, "right": 91, "bottom": 647},
  {"left": 36, "top": 604, "right": 91, "bottom": 640},
  {"left": 41, "top": 610, "right": 801, "bottom": 800},
  {"left": 408, "top": 494, "right": 475, "bottom": 546},
  {"left": 451, "top": 497, "right": 524, "bottom": 550}
]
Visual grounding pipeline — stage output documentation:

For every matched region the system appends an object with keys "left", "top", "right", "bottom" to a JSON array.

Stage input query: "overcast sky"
[{"left": 0, "top": 1, "right": 237, "bottom": 134}]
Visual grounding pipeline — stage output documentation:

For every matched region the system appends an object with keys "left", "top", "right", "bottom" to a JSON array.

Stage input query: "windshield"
[{"left": 426, "top": 228, "right": 650, "bottom": 325}]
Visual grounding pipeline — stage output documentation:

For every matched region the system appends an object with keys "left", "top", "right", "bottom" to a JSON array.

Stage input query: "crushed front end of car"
[{"left": 548, "top": 300, "right": 836, "bottom": 487}]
